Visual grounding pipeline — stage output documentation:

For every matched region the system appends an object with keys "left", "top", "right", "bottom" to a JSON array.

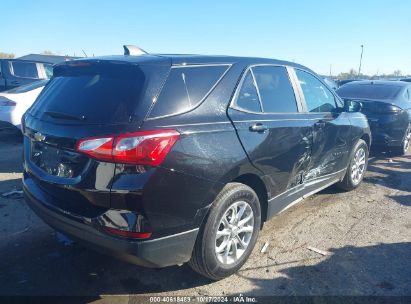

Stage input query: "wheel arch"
[
  {"left": 360, "top": 133, "right": 371, "bottom": 149},
  {"left": 232, "top": 173, "right": 269, "bottom": 225}
]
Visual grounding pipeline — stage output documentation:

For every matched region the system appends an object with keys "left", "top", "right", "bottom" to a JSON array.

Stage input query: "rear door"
[
  {"left": 292, "top": 68, "right": 352, "bottom": 181},
  {"left": 228, "top": 65, "right": 312, "bottom": 200}
]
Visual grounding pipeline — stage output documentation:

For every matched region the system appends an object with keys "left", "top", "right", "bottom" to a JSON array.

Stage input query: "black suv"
[{"left": 23, "top": 47, "right": 370, "bottom": 280}]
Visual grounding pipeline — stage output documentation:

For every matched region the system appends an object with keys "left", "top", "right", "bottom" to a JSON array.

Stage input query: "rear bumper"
[
  {"left": 367, "top": 115, "right": 408, "bottom": 148},
  {"left": 23, "top": 177, "right": 199, "bottom": 268},
  {"left": 370, "top": 129, "right": 403, "bottom": 147}
]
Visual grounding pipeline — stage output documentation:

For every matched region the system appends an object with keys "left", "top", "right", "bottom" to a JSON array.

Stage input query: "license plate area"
[{"left": 30, "top": 140, "right": 88, "bottom": 178}]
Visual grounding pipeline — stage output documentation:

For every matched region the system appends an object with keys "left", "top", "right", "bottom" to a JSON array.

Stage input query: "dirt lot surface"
[{"left": 0, "top": 134, "right": 410, "bottom": 302}]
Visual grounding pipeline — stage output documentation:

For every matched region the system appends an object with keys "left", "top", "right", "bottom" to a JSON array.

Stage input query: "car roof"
[
  {"left": 0, "top": 58, "right": 52, "bottom": 65},
  {"left": 343, "top": 80, "right": 411, "bottom": 88},
  {"left": 63, "top": 54, "right": 312, "bottom": 72}
]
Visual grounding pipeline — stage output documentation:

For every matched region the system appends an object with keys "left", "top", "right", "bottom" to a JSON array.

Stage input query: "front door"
[{"left": 292, "top": 68, "right": 352, "bottom": 182}]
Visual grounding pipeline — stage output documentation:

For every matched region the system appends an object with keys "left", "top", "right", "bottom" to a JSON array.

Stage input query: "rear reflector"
[
  {"left": 76, "top": 129, "right": 180, "bottom": 166},
  {"left": 104, "top": 227, "right": 152, "bottom": 239}
]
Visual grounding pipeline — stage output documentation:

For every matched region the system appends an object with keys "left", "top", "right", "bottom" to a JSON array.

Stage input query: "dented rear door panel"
[{"left": 228, "top": 109, "right": 312, "bottom": 198}]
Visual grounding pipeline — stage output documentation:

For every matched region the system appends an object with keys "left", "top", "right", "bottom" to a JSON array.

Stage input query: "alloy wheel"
[
  {"left": 403, "top": 127, "right": 411, "bottom": 154},
  {"left": 351, "top": 147, "right": 366, "bottom": 185},
  {"left": 215, "top": 201, "right": 254, "bottom": 265}
]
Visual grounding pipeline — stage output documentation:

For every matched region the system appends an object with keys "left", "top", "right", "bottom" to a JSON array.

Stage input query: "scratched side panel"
[{"left": 302, "top": 112, "right": 353, "bottom": 182}]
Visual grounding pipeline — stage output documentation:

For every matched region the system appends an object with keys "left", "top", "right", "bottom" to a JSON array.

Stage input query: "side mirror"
[{"left": 344, "top": 100, "right": 362, "bottom": 112}]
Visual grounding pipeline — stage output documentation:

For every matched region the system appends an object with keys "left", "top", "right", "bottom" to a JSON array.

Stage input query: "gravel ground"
[{"left": 0, "top": 133, "right": 410, "bottom": 302}]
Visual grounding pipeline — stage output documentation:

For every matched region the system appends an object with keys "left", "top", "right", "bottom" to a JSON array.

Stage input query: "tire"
[
  {"left": 189, "top": 182, "right": 261, "bottom": 280},
  {"left": 391, "top": 126, "right": 411, "bottom": 156},
  {"left": 336, "top": 139, "right": 369, "bottom": 191}
]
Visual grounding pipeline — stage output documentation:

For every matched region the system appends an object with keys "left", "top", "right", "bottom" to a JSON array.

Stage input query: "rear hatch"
[
  {"left": 23, "top": 57, "right": 170, "bottom": 215},
  {"left": 342, "top": 98, "right": 400, "bottom": 120}
]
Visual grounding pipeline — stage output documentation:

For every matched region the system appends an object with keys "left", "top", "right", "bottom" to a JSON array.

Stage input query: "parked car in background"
[
  {"left": 322, "top": 77, "right": 338, "bottom": 90},
  {"left": 23, "top": 47, "right": 370, "bottom": 280},
  {"left": 337, "top": 79, "right": 362, "bottom": 87},
  {"left": 337, "top": 81, "right": 411, "bottom": 155},
  {"left": 0, "top": 80, "right": 48, "bottom": 132},
  {"left": 400, "top": 78, "right": 411, "bottom": 83},
  {"left": 0, "top": 59, "right": 52, "bottom": 92}
]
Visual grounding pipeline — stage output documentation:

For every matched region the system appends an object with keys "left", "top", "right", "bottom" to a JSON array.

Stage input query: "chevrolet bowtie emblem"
[{"left": 34, "top": 132, "right": 46, "bottom": 142}]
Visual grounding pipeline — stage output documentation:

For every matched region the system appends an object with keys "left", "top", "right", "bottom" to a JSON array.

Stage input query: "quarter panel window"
[
  {"left": 252, "top": 66, "right": 298, "bottom": 113},
  {"left": 235, "top": 70, "right": 261, "bottom": 112},
  {"left": 295, "top": 69, "right": 337, "bottom": 113},
  {"left": 149, "top": 65, "right": 229, "bottom": 118}
]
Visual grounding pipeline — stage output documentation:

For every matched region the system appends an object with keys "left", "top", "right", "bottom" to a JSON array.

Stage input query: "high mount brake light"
[{"left": 76, "top": 130, "right": 180, "bottom": 166}]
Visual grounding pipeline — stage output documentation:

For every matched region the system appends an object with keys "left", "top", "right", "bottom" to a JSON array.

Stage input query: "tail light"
[
  {"left": 0, "top": 97, "right": 16, "bottom": 107},
  {"left": 76, "top": 130, "right": 180, "bottom": 166},
  {"left": 362, "top": 102, "right": 402, "bottom": 114},
  {"left": 374, "top": 104, "right": 401, "bottom": 114}
]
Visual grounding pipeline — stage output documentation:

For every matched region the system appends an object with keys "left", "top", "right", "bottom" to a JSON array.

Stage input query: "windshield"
[
  {"left": 5, "top": 80, "right": 48, "bottom": 93},
  {"left": 337, "top": 83, "right": 402, "bottom": 100}
]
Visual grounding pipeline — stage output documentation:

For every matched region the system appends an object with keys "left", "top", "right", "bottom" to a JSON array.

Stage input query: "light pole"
[{"left": 358, "top": 45, "right": 364, "bottom": 77}]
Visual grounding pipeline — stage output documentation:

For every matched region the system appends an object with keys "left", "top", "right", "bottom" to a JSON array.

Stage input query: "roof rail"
[{"left": 123, "top": 45, "right": 147, "bottom": 56}]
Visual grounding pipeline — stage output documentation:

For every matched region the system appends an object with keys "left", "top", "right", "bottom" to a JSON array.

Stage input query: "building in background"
[{"left": 18, "top": 54, "right": 80, "bottom": 64}]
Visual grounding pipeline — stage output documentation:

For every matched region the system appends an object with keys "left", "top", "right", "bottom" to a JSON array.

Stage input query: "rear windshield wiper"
[{"left": 45, "top": 111, "right": 86, "bottom": 121}]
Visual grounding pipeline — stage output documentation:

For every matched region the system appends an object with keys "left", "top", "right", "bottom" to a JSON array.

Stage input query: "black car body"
[
  {"left": 337, "top": 79, "right": 363, "bottom": 87},
  {"left": 0, "top": 59, "right": 53, "bottom": 92},
  {"left": 23, "top": 50, "right": 371, "bottom": 279},
  {"left": 337, "top": 81, "right": 411, "bottom": 154}
]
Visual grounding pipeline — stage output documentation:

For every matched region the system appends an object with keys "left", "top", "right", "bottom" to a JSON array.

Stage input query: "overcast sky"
[{"left": 2, "top": 0, "right": 411, "bottom": 76}]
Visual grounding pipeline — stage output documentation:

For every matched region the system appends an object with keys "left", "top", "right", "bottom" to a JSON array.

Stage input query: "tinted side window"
[
  {"left": 10, "top": 61, "right": 39, "bottom": 78},
  {"left": 252, "top": 66, "right": 297, "bottom": 113},
  {"left": 295, "top": 69, "right": 337, "bottom": 112},
  {"left": 149, "top": 65, "right": 229, "bottom": 118},
  {"left": 44, "top": 64, "right": 53, "bottom": 78},
  {"left": 235, "top": 70, "right": 261, "bottom": 112}
]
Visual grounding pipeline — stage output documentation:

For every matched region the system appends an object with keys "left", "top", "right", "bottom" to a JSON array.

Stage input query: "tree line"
[{"left": 334, "top": 68, "right": 407, "bottom": 80}]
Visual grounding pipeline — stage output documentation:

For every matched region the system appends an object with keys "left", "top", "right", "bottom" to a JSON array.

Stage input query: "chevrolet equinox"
[{"left": 23, "top": 46, "right": 371, "bottom": 280}]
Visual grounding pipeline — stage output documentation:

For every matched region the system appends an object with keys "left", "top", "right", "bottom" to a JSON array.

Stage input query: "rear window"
[
  {"left": 148, "top": 65, "right": 229, "bottom": 118},
  {"left": 337, "top": 83, "right": 402, "bottom": 100},
  {"left": 29, "top": 62, "right": 149, "bottom": 124}
]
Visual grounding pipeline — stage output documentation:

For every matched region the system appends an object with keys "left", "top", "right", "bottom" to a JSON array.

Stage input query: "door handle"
[
  {"left": 249, "top": 123, "right": 268, "bottom": 132},
  {"left": 314, "top": 121, "right": 326, "bottom": 128}
]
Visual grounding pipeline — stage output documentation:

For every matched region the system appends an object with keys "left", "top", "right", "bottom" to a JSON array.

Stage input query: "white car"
[{"left": 0, "top": 80, "right": 47, "bottom": 132}]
